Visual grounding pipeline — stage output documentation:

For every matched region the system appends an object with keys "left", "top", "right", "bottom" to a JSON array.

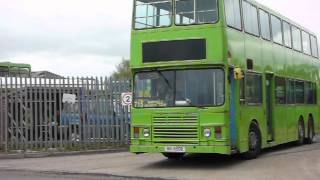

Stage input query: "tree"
[{"left": 112, "top": 58, "right": 131, "bottom": 80}]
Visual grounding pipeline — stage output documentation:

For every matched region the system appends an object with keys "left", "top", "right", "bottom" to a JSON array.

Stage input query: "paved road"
[
  {"left": 0, "top": 142, "right": 320, "bottom": 180},
  {"left": 0, "top": 170, "right": 138, "bottom": 180}
]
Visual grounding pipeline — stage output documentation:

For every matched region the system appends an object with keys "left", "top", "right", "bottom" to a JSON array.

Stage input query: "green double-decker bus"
[
  {"left": 130, "top": 0, "right": 320, "bottom": 159},
  {"left": 0, "top": 62, "right": 31, "bottom": 77}
]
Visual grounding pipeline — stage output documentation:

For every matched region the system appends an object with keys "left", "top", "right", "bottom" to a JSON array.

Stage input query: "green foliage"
[{"left": 112, "top": 58, "right": 131, "bottom": 80}]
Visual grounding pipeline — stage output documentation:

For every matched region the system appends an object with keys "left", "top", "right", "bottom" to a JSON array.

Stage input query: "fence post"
[
  {"left": 119, "top": 80, "right": 125, "bottom": 145},
  {"left": 53, "top": 78, "right": 58, "bottom": 148},
  {"left": 23, "top": 77, "right": 27, "bottom": 150},
  {"left": 95, "top": 77, "right": 101, "bottom": 147},
  {"left": 34, "top": 78, "right": 39, "bottom": 149},
  {"left": 80, "top": 77, "right": 86, "bottom": 148},
  {"left": 48, "top": 78, "right": 53, "bottom": 148},
  {"left": 70, "top": 77, "right": 75, "bottom": 147},
  {"left": 59, "top": 78, "right": 63, "bottom": 149},
  {"left": 104, "top": 77, "right": 110, "bottom": 144},
  {"left": 0, "top": 77, "right": 3, "bottom": 151},
  {"left": 28, "top": 76, "right": 33, "bottom": 149},
  {"left": 125, "top": 79, "right": 130, "bottom": 144},
  {"left": 100, "top": 77, "right": 106, "bottom": 145},
  {"left": 18, "top": 77, "right": 23, "bottom": 150},
  {"left": 76, "top": 77, "right": 82, "bottom": 148},
  {"left": 85, "top": 77, "right": 90, "bottom": 148},
  {"left": 5, "top": 77, "right": 8, "bottom": 151},
  {"left": 110, "top": 77, "right": 115, "bottom": 146},
  {"left": 92, "top": 77, "right": 97, "bottom": 146}
]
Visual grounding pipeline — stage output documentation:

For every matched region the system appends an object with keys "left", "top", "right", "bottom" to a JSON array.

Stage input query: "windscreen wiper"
[
  {"left": 156, "top": 70, "right": 173, "bottom": 90},
  {"left": 185, "top": 98, "right": 207, "bottom": 109}
]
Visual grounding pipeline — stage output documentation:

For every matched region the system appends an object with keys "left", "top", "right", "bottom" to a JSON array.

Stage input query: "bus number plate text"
[{"left": 164, "top": 146, "right": 186, "bottom": 153}]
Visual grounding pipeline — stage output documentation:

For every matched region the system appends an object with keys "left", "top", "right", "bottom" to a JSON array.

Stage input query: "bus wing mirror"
[{"left": 234, "top": 67, "right": 244, "bottom": 80}]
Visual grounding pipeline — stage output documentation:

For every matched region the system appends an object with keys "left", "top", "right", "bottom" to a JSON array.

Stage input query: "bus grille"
[{"left": 152, "top": 114, "right": 199, "bottom": 144}]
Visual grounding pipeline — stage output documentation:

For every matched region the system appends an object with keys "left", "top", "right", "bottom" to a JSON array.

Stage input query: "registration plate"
[{"left": 164, "top": 146, "right": 186, "bottom": 153}]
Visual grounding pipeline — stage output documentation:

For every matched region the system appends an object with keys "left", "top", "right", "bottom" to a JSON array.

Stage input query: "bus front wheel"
[{"left": 243, "top": 123, "right": 261, "bottom": 160}]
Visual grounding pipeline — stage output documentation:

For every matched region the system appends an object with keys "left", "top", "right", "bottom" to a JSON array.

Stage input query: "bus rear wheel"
[
  {"left": 243, "top": 123, "right": 261, "bottom": 160},
  {"left": 162, "top": 153, "right": 185, "bottom": 160},
  {"left": 296, "top": 120, "right": 305, "bottom": 146},
  {"left": 306, "top": 119, "right": 314, "bottom": 144}
]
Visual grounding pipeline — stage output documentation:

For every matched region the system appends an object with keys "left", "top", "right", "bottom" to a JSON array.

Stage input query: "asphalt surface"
[
  {"left": 0, "top": 170, "right": 138, "bottom": 180},
  {"left": 0, "top": 142, "right": 320, "bottom": 180}
]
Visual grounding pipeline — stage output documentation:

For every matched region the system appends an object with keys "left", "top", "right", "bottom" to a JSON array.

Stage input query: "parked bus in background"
[
  {"left": 0, "top": 62, "right": 31, "bottom": 77},
  {"left": 130, "top": 0, "right": 320, "bottom": 159}
]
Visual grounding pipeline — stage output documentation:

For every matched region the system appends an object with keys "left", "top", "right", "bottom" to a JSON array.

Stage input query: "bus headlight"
[
  {"left": 143, "top": 128, "right": 150, "bottom": 137},
  {"left": 204, "top": 128, "right": 211, "bottom": 138}
]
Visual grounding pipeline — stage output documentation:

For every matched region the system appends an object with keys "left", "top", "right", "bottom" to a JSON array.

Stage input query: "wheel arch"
[
  {"left": 308, "top": 113, "right": 314, "bottom": 125},
  {"left": 250, "top": 119, "right": 259, "bottom": 129},
  {"left": 298, "top": 115, "right": 304, "bottom": 125},
  {"left": 249, "top": 119, "right": 261, "bottom": 141}
]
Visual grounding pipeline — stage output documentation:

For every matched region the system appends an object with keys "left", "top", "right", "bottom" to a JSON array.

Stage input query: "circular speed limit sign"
[{"left": 121, "top": 92, "right": 132, "bottom": 106}]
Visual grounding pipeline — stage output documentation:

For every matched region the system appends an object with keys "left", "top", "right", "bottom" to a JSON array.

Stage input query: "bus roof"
[
  {"left": 0, "top": 62, "right": 31, "bottom": 70},
  {"left": 246, "top": 0, "right": 317, "bottom": 36}
]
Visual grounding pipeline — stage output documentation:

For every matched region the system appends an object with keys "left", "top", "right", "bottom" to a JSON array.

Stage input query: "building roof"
[{"left": 31, "top": 71, "right": 64, "bottom": 79}]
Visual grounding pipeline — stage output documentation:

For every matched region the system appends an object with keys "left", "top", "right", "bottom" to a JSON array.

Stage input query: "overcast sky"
[{"left": 0, "top": 0, "right": 319, "bottom": 77}]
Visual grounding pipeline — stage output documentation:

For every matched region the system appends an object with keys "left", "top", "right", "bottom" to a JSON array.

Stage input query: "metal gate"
[{"left": 0, "top": 77, "right": 131, "bottom": 151}]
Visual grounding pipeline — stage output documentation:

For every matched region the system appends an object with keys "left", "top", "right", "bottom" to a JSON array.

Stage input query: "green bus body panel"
[
  {"left": 0, "top": 62, "right": 31, "bottom": 71},
  {"left": 130, "top": 107, "right": 232, "bottom": 155},
  {"left": 130, "top": 0, "right": 320, "bottom": 155},
  {"left": 130, "top": 25, "right": 226, "bottom": 69},
  {"left": 227, "top": 27, "right": 320, "bottom": 153}
]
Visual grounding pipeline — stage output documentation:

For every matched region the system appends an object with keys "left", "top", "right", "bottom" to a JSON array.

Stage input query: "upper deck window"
[
  {"left": 292, "top": 26, "right": 302, "bottom": 51},
  {"left": 310, "top": 35, "right": 319, "bottom": 58},
  {"left": 225, "top": 0, "right": 241, "bottom": 30},
  {"left": 242, "top": 1, "right": 259, "bottom": 36},
  {"left": 283, "top": 21, "right": 292, "bottom": 48},
  {"left": 302, "top": 31, "right": 311, "bottom": 55},
  {"left": 175, "top": 0, "right": 218, "bottom": 25},
  {"left": 271, "top": 15, "right": 283, "bottom": 45},
  {"left": 134, "top": 0, "right": 172, "bottom": 29},
  {"left": 259, "top": 9, "right": 271, "bottom": 40}
]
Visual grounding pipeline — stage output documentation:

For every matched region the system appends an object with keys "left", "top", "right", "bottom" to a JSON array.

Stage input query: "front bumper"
[{"left": 130, "top": 145, "right": 231, "bottom": 155}]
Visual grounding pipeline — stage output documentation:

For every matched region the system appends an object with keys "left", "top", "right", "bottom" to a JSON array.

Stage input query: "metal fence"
[{"left": 0, "top": 77, "right": 131, "bottom": 151}]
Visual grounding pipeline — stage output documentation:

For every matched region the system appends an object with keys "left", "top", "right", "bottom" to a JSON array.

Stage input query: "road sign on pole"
[{"left": 121, "top": 92, "right": 132, "bottom": 106}]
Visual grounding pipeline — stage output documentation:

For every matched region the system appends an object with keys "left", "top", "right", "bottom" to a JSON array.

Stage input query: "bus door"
[
  {"left": 266, "top": 73, "right": 274, "bottom": 142},
  {"left": 229, "top": 68, "right": 238, "bottom": 149}
]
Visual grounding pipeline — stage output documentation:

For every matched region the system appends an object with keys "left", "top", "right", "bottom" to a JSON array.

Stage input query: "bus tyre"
[
  {"left": 162, "top": 153, "right": 185, "bottom": 160},
  {"left": 296, "top": 120, "right": 305, "bottom": 146},
  {"left": 306, "top": 120, "right": 314, "bottom": 144},
  {"left": 243, "top": 124, "right": 261, "bottom": 160}
]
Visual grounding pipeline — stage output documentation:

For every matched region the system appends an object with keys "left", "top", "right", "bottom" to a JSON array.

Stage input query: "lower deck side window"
[
  {"left": 286, "top": 80, "right": 295, "bottom": 104},
  {"left": 241, "top": 74, "right": 317, "bottom": 106},
  {"left": 305, "top": 82, "right": 317, "bottom": 104},
  {"left": 275, "top": 77, "right": 286, "bottom": 104},
  {"left": 295, "top": 81, "right": 305, "bottom": 104},
  {"left": 245, "top": 73, "right": 262, "bottom": 104}
]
